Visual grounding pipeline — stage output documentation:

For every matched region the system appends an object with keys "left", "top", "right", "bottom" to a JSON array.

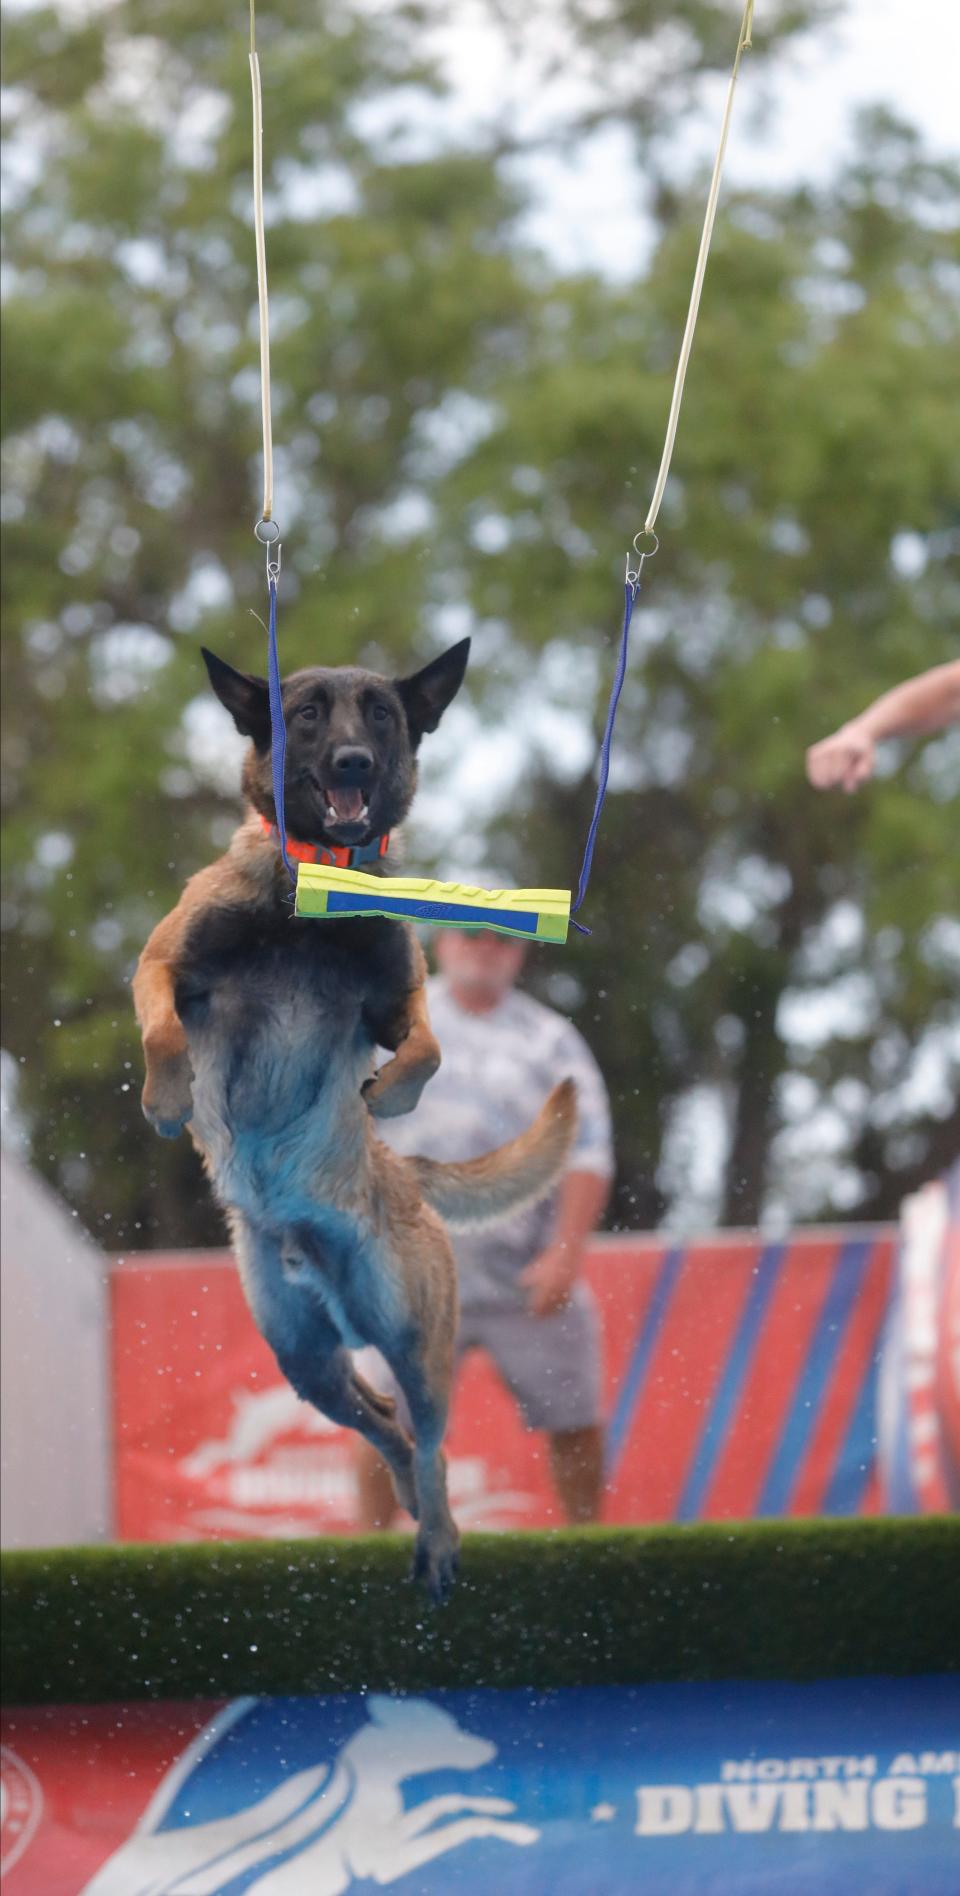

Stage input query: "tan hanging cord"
[
  {"left": 248, "top": 0, "right": 752, "bottom": 557},
  {"left": 249, "top": 0, "right": 276, "bottom": 535},
  {"left": 634, "top": 0, "right": 754, "bottom": 559}
]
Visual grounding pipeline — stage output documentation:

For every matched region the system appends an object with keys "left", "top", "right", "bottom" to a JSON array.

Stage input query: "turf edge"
[{"left": 2, "top": 1518, "right": 957, "bottom": 1705}]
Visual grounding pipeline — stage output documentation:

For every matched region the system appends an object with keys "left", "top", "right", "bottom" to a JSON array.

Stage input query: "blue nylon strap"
[
  {"left": 569, "top": 576, "right": 640, "bottom": 933},
  {"left": 266, "top": 573, "right": 296, "bottom": 886}
]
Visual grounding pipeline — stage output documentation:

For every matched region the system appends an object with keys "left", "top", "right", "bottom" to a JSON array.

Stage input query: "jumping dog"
[{"left": 133, "top": 638, "right": 575, "bottom": 1597}]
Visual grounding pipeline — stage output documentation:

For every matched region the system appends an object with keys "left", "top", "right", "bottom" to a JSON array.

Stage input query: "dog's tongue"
[{"left": 327, "top": 787, "right": 365, "bottom": 822}]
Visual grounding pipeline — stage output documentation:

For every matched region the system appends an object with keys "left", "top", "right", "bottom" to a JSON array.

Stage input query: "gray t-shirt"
[{"left": 378, "top": 977, "right": 614, "bottom": 1311}]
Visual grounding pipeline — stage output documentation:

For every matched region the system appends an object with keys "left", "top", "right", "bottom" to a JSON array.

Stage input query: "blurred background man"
[{"left": 354, "top": 926, "right": 614, "bottom": 1528}]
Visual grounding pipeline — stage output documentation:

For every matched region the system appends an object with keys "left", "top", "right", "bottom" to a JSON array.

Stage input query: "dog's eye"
[
  {"left": 298, "top": 704, "right": 319, "bottom": 722},
  {"left": 370, "top": 703, "right": 389, "bottom": 723}
]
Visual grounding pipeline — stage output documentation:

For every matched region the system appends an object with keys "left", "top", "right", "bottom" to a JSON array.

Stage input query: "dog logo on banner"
[{"left": 83, "top": 1695, "right": 539, "bottom": 1893}]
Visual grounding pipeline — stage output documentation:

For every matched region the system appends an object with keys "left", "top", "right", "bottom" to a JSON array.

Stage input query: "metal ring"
[
  {"left": 254, "top": 516, "right": 281, "bottom": 546},
  {"left": 631, "top": 529, "right": 659, "bottom": 561}
]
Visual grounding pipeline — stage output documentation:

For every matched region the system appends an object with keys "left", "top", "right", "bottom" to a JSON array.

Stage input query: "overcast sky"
[{"left": 423, "top": 0, "right": 959, "bottom": 278}]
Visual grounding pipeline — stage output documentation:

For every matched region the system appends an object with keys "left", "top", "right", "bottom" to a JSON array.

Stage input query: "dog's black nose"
[{"left": 331, "top": 745, "right": 374, "bottom": 782}]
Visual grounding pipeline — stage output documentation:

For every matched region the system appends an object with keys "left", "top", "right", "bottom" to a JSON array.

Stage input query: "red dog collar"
[{"left": 259, "top": 814, "right": 390, "bottom": 869}]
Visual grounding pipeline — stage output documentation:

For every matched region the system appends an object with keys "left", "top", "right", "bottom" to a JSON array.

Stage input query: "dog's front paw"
[
  {"left": 363, "top": 1040, "right": 441, "bottom": 1120},
  {"left": 142, "top": 1053, "right": 194, "bottom": 1139},
  {"left": 412, "top": 1524, "right": 460, "bottom": 1606},
  {"left": 363, "top": 1072, "right": 423, "bottom": 1120}
]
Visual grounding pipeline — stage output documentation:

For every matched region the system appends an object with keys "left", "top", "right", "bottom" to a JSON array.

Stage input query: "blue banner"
[{"left": 79, "top": 1675, "right": 960, "bottom": 1894}]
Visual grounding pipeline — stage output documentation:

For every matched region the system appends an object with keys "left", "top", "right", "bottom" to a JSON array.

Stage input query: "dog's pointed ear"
[
  {"left": 395, "top": 638, "right": 470, "bottom": 747},
  {"left": 201, "top": 648, "right": 271, "bottom": 746}
]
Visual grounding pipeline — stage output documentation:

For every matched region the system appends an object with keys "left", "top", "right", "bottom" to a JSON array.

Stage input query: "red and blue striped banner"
[
  {"left": 596, "top": 1230, "right": 893, "bottom": 1523},
  {"left": 112, "top": 1226, "right": 905, "bottom": 1536}
]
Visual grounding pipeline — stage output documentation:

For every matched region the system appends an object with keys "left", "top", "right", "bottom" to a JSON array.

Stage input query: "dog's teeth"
[{"left": 324, "top": 799, "right": 369, "bottom": 827}]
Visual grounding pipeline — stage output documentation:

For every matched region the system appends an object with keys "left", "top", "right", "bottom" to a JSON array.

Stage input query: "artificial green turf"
[{"left": 2, "top": 1519, "right": 957, "bottom": 1705}]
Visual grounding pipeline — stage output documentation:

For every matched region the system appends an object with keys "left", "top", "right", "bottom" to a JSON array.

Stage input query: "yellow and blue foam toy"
[{"left": 295, "top": 864, "right": 571, "bottom": 945}]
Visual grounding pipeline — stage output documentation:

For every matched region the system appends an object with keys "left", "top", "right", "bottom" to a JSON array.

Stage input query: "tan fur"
[
  {"left": 413, "top": 1079, "right": 577, "bottom": 1228},
  {"left": 134, "top": 809, "right": 576, "bottom": 1598}
]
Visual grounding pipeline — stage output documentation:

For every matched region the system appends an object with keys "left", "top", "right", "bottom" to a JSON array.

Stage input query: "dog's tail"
[{"left": 412, "top": 1079, "right": 577, "bottom": 1230}]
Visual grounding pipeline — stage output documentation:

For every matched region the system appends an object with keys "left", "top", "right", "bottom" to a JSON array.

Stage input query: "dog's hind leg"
[
  {"left": 390, "top": 1360, "right": 458, "bottom": 1603},
  {"left": 234, "top": 1221, "right": 419, "bottom": 1519},
  {"left": 292, "top": 1350, "right": 420, "bottom": 1524},
  {"left": 378, "top": 1244, "right": 459, "bottom": 1602}
]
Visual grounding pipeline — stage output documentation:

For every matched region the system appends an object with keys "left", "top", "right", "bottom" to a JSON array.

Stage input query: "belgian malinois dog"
[{"left": 134, "top": 637, "right": 575, "bottom": 1598}]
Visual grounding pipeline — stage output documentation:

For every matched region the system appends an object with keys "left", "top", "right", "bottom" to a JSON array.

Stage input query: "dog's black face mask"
[{"left": 201, "top": 638, "right": 470, "bottom": 847}]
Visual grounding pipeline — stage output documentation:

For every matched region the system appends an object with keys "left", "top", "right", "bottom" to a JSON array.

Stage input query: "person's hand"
[
  {"left": 805, "top": 720, "right": 876, "bottom": 793},
  {"left": 519, "top": 1245, "right": 579, "bottom": 1318}
]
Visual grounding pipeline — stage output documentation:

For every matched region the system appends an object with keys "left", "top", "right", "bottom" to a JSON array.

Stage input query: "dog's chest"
[
  {"left": 178, "top": 907, "right": 408, "bottom": 1088},
  {"left": 176, "top": 905, "right": 410, "bottom": 1209},
  {"left": 183, "top": 949, "right": 356, "bottom": 1160}
]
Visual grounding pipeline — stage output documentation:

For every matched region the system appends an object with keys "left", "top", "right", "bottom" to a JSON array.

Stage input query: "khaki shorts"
[{"left": 353, "top": 1281, "right": 603, "bottom": 1437}]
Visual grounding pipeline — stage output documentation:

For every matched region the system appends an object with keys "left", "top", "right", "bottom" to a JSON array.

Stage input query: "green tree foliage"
[
  {"left": 452, "top": 113, "right": 960, "bottom": 1225},
  {"left": 1, "top": 0, "right": 955, "bottom": 1245}
]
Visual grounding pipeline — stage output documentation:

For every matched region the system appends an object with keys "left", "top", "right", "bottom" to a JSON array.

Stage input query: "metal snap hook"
[
  {"left": 631, "top": 529, "right": 659, "bottom": 562},
  {"left": 625, "top": 528, "right": 659, "bottom": 592},
  {"left": 255, "top": 516, "right": 282, "bottom": 583}
]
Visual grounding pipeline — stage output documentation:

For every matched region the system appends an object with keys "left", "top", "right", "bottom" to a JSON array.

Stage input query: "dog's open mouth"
[{"left": 323, "top": 785, "right": 369, "bottom": 830}]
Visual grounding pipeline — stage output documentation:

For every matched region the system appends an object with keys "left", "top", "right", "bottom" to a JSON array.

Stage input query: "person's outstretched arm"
[{"left": 806, "top": 659, "right": 960, "bottom": 792}]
